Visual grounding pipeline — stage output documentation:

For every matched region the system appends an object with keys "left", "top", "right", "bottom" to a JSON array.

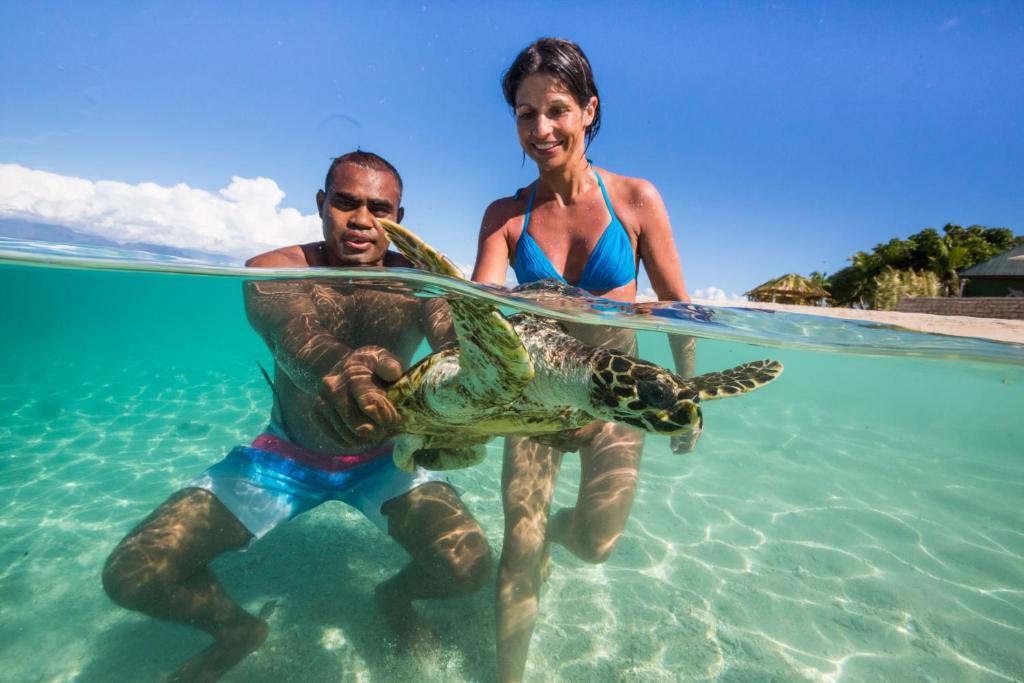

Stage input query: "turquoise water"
[{"left": 2, "top": 243, "right": 1023, "bottom": 682}]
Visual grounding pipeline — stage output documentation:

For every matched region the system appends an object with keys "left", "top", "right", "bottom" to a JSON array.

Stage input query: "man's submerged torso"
[{"left": 271, "top": 283, "right": 428, "bottom": 454}]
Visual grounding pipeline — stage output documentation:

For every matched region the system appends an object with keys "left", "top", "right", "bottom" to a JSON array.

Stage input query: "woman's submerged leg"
[
  {"left": 496, "top": 435, "right": 564, "bottom": 683},
  {"left": 548, "top": 422, "right": 644, "bottom": 563},
  {"left": 495, "top": 424, "right": 643, "bottom": 682}
]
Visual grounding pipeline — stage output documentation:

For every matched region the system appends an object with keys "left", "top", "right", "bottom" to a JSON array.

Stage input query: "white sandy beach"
[{"left": 693, "top": 299, "right": 1024, "bottom": 345}]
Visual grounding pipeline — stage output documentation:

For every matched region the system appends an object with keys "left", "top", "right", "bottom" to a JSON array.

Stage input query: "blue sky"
[{"left": 1, "top": 1, "right": 1022, "bottom": 298}]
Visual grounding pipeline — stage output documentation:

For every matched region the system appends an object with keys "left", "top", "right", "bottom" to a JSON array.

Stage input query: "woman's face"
[{"left": 514, "top": 73, "right": 596, "bottom": 171}]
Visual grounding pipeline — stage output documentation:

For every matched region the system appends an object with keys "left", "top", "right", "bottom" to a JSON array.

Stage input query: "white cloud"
[
  {"left": 693, "top": 286, "right": 744, "bottom": 303},
  {"left": 937, "top": 17, "right": 960, "bottom": 32},
  {"left": 639, "top": 286, "right": 744, "bottom": 303},
  {"left": 0, "top": 163, "right": 321, "bottom": 259}
]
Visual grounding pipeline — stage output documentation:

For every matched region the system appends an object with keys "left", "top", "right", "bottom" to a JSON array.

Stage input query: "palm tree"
[
  {"left": 808, "top": 271, "right": 829, "bottom": 289},
  {"left": 848, "top": 252, "right": 879, "bottom": 308},
  {"left": 930, "top": 236, "right": 969, "bottom": 296}
]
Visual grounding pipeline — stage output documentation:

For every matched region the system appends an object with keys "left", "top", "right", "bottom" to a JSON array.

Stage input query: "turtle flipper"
[
  {"left": 690, "top": 360, "right": 783, "bottom": 400},
  {"left": 378, "top": 217, "right": 466, "bottom": 279},
  {"left": 378, "top": 218, "right": 533, "bottom": 408},
  {"left": 393, "top": 434, "right": 426, "bottom": 473},
  {"left": 392, "top": 434, "right": 488, "bottom": 472},
  {"left": 412, "top": 443, "right": 488, "bottom": 471}
]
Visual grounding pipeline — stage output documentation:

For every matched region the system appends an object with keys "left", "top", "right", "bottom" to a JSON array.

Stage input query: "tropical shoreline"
[{"left": 694, "top": 298, "right": 1024, "bottom": 345}]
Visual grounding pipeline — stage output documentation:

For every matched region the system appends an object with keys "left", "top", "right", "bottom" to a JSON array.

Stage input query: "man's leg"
[
  {"left": 375, "top": 481, "right": 491, "bottom": 649},
  {"left": 102, "top": 487, "right": 265, "bottom": 682}
]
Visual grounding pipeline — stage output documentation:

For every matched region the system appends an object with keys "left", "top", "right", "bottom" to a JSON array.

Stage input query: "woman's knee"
[
  {"left": 574, "top": 534, "right": 619, "bottom": 564},
  {"left": 559, "top": 508, "right": 624, "bottom": 564}
]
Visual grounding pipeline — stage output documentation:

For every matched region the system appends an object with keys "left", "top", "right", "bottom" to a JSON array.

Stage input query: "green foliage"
[
  {"left": 871, "top": 267, "right": 941, "bottom": 310},
  {"left": 824, "top": 223, "right": 1020, "bottom": 307},
  {"left": 827, "top": 265, "right": 869, "bottom": 307},
  {"left": 873, "top": 267, "right": 902, "bottom": 311}
]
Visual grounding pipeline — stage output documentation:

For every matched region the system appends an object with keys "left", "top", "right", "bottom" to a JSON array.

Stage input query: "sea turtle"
[{"left": 377, "top": 218, "right": 783, "bottom": 472}]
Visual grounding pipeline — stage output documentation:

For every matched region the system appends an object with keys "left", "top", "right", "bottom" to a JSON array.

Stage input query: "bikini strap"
[
  {"left": 521, "top": 184, "right": 538, "bottom": 237},
  {"left": 593, "top": 171, "right": 617, "bottom": 217}
]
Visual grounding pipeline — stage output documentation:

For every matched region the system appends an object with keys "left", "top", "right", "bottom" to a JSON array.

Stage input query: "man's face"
[{"left": 316, "top": 162, "right": 404, "bottom": 267}]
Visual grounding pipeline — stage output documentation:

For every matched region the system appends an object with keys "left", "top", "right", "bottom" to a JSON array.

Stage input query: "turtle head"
[{"left": 587, "top": 351, "right": 702, "bottom": 435}]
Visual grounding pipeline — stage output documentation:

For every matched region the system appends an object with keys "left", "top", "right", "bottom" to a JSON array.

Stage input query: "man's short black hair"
[{"left": 324, "top": 150, "right": 403, "bottom": 200}]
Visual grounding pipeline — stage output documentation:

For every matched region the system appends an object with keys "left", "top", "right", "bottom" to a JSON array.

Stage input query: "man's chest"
[{"left": 309, "top": 284, "right": 423, "bottom": 345}]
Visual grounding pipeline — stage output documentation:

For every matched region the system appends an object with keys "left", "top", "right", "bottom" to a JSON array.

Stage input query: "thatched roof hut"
[{"left": 744, "top": 274, "right": 832, "bottom": 305}]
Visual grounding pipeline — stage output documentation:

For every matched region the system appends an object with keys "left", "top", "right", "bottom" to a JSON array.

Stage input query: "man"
[{"left": 102, "top": 151, "right": 490, "bottom": 682}]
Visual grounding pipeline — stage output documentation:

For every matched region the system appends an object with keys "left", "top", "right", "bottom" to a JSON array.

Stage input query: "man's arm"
[
  {"left": 244, "top": 246, "right": 357, "bottom": 395},
  {"left": 243, "top": 265, "right": 402, "bottom": 443},
  {"left": 421, "top": 296, "right": 457, "bottom": 351},
  {"left": 243, "top": 279, "right": 352, "bottom": 395}
]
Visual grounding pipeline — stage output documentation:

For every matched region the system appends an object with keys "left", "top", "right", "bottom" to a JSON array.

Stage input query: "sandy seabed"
[{"left": 5, "top": 354, "right": 1022, "bottom": 682}]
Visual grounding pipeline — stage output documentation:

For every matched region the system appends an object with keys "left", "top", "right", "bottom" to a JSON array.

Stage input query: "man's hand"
[
  {"left": 531, "top": 421, "right": 605, "bottom": 453},
  {"left": 313, "top": 345, "right": 404, "bottom": 445},
  {"left": 671, "top": 427, "right": 702, "bottom": 454}
]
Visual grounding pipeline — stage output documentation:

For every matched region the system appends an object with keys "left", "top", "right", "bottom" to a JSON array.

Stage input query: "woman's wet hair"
[{"left": 502, "top": 38, "right": 602, "bottom": 147}]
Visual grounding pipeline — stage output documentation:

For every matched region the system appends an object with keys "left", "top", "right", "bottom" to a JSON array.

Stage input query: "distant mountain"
[{"left": 0, "top": 218, "right": 236, "bottom": 264}]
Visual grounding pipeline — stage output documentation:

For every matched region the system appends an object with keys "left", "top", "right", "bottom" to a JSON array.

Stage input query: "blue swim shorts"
[{"left": 187, "top": 425, "right": 448, "bottom": 538}]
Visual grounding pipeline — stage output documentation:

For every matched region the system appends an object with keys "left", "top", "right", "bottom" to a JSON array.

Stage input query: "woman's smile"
[{"left": 531, "top": 140, "right": 561, "bottom": 154}]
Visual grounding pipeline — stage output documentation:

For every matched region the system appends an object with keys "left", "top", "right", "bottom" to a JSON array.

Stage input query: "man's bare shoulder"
[{"left": 245, "top": 243, "right": 324, "bottom": 268}]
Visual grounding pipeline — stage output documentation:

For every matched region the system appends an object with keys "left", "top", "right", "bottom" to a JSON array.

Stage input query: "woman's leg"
[
  {"left": 496, "top": 435, "right": 563, "bottom": 683},
  {"left": 548, "top": 422, "right": 644, "bottom": 563}
]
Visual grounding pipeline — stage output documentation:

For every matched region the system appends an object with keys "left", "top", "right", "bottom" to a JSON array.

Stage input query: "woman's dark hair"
[{"left": 502, "top": 38, "right": 601, "bottom": 147}]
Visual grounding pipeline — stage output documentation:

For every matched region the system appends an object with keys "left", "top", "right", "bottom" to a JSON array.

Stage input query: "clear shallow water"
[{"left": 1, "top": 243, "right": 1023, "bottom": 682}]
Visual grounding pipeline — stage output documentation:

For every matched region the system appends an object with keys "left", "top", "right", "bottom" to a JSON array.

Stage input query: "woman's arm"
[
  {"left": 634, "top": 180, "right": 701, "bottom": 452},
  {"left": 634, "top": 180, "right": 691, "bottom": 303},
  {"left": 472, "top": 199, "right": 514, "bottom": 286}
]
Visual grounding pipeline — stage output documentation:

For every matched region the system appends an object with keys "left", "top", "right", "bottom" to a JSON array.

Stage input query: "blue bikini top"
[{"left": 512, "top": 171, "right": 637, "bottom": 292}]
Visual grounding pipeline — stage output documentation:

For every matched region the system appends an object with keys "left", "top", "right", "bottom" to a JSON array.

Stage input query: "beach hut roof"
[
  {"left": 744, "top": 273, "right": 831, "bottom": 298},
  {"left": 959, "top": 244, "right": 1024, "bottom": 278}
]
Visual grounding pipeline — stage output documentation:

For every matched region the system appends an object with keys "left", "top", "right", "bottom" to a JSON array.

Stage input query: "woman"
[{"left": 472, "top": 38, "right": 699, "bottom": 682}]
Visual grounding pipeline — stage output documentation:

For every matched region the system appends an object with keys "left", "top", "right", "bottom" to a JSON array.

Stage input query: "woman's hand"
[{"left": 671, "top": 427, "right": 702, "bottom": 454}]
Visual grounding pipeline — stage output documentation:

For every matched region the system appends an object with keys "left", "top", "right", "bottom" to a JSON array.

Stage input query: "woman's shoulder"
[
  {"left": 481, "top": 188, "right": 531, "bottom": 233},
  {"left": 595, "top": 168, "right": 663, "bottom": 211}
]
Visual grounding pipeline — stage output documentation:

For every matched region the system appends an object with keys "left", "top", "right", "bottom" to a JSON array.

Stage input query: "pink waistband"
[{"left": 250, "top": 432, "right": 394, "bottom": 473}]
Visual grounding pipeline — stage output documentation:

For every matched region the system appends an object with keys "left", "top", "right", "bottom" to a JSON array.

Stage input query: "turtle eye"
[{"left": 638, "top": 379, "right": 674, "bottom": 408}]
